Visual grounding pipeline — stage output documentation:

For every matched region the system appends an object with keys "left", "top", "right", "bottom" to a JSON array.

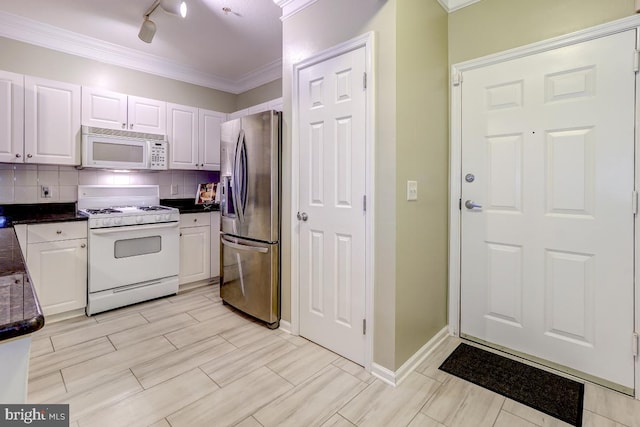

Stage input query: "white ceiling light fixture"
[{"left": 138, "top": 0, "right": 187, "bottom": 44}]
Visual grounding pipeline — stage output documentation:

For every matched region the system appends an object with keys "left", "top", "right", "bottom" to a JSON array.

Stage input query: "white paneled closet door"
[{"left": 298, "top": 46, "right": 367, "bottom": 365}]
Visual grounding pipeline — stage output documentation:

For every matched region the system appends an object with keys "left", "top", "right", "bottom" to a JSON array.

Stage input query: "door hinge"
[
  {"left": 362, "top": 319, "right": 366, "bottom": 335},
  {"left": 459, "top": 198, "right": 462, "bottom": 210},
  {"left": 634, "top": 50, "right": 640, "bottom": 73},
  {"left": 363, "top": 72, "right": 367, "bottom": 89},
  {"left": 363, "top": 195, "right": 367, "bottom": 212},
  {"left": 633, "top": 332, "right": 639, "bottom": 357},
  {"left": 452, "top": 70, "right": 463, "bottom": 86},
  {"left": 633, "top": 191, "right": 638, "bottom": 215}
]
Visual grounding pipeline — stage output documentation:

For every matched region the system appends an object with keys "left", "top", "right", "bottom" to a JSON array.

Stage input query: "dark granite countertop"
[
  {"left": 0, "top": 228, "right": 44, "bottom": 341},
  {"left": 0, "top": 203, "right": 87, "bottom": 228},
  {"left": 160, "top": 198, "right": 220, "bottom": 214}
]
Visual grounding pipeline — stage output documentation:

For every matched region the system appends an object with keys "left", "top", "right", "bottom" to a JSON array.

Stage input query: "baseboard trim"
[
  {"left": 371, "top": 326, "right": 450, "bottom": 387},
  {"left": 278, "top": 319, "right": 292, "bottom": 334}
]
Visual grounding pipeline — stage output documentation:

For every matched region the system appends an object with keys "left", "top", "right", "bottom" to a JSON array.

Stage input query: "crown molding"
[
  {"left": 272, "top": 0, "right": 319, "bottom": 21},
  {"left": 0, "top": 10, "right": 281, "bottom": 94},
  {"left": 436, "top": 0, "right": 482, "bottom": 13}
]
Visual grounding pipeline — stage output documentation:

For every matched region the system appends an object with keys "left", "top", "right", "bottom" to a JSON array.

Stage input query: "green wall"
[
  {"left": 395, "top": 0, "right": 449, "bottom": 369},
  {"left": 236, "top": 79, "right": 282, "bottom": 110},
  {"left": 449, "top": 0, "right": 636, "bottom": 65}
]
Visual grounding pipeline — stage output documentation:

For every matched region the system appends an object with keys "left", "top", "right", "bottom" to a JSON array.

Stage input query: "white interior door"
[
  {"left": 460, "top": 30, "right": 636, "bottom": 390},
  {"left": 297, "top": 46, "right": 367, "bottom": 365}
]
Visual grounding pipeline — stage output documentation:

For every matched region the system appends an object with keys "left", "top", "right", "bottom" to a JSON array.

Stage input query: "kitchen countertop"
[
  {"left": 0, "top": 228, "right": 44, "bottom": 342},
  {"left": 0, "top": 203, "right": 87, "bottom": 342},
  {"left": 160, "top": 198, "right": 220, "bottom": 214},
  {"left": 0, "top": 202, "right": 87, "bottom": 228}
]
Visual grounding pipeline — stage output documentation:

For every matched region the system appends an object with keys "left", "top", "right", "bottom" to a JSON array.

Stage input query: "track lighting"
[{"left": 138, "top": 0, "right": 187, "bottom": 44}]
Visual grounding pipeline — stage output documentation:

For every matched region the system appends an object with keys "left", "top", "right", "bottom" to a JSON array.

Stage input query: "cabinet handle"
[
  {"left": 179, "top": 232, "right": 182, "bottom": 236},
  {"left": 15, "top": 153, "right": 21, "bottom": 158},
  {"left": 130, "top": 124, "right": 134, "bottom": 129},
  {"left": 27, "top": 154, "right": 33, "bottom": 158},
  {"left": 81, "top": 243, "right": 86, "bottom": 248},
  {"left": 194, "top": 218, "right": 197, "bottom": 222},
  {"left": 56, "top": 230, "right": 62, "bottom": 234},
  {"left": 122, "top": 123, "right": 126, "bottom": 129}
]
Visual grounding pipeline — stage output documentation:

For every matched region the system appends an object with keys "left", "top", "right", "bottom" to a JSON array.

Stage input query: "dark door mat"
[{"left": 439, "top": 343, "right": 584, "bottom": 426}]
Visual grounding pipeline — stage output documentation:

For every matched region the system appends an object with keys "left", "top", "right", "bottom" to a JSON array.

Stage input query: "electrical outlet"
[
  {"left": 171, "top": 184, "right": 179, "bottom": 195},
  {"left": 407, "top": 180, "right": 418, "bottom": 201},
  {"left": 41, "top": 185, "right": 50, "bottom": 198}
]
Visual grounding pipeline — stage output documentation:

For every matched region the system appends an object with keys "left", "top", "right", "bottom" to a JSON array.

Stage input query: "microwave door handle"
[{"left": 146, "top": 140, "right": 152, "bottom": 168}]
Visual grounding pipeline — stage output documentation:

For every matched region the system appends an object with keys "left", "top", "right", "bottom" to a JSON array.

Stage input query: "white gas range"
[{"left": 78, "top": 185, "right": 180, "bottom": 315}]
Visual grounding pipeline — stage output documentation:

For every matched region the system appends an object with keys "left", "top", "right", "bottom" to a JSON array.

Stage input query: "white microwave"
[{"left": 81, "top": 126, "right": 168, "bottom": 170}]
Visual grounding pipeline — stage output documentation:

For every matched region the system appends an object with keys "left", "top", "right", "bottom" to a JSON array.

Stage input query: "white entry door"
[
  {"left": 460, "top": 30, "right": 636, "bottom": 390},
  {"left": 297, "top": 46, "right": 367, "bottom": 365}
]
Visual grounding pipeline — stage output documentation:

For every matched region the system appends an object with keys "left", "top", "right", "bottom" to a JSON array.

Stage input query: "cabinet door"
[
  {"left": 81, "top": 87, "right": 128, "bottom": 130},
  {"left": 179, "top": 225, "right": 211, "bottom": 284},
  {"left": 0, "top": 70, "right": 24, "bottom": 163},
  {"left": 27, "top": 238, "right": 87, "bottom": 315},
  {"left": 24, "top": 76, "right": 81, "bottom": 165},
  {"left": 168, "top": 103, "right": 199, "bottom": 170},
  {"left": 199, "top": 109, "right": 225, "bottom": 171},
  {"left": 128, "top": 95, "right": 166, "bottom": 134},
  {"left": 211, "top": 211, "right": 220, "bottom": 277}
]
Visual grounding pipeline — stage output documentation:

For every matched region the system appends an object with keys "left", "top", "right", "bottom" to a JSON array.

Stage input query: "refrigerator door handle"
[
  {"left": 222, "top": 237, "right": 269, "bottom": 253},
  {"left": 233, "top": 130, "right": 245, "bottom": 223}
]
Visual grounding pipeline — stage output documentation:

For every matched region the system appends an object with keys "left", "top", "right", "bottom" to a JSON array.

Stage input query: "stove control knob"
[
  {"left": 103, "top": 218, "right": 113, "bottom": 227},
  {"left": 136, "top": 216, "right": 144, "bottom": 224},
  {"left": 114, "top": 217, "right": 123, "bottom": 225},
  {"left": 155, "top": 214, "right": 162, "bottom": 222},
  {"left": 163, "top": 213, "right": 171, "bottom": 221}
]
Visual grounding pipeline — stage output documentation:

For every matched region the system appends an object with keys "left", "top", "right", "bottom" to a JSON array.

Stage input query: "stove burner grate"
[
  {"left": 85, "top": 208, "right": 123, "bottom": 215},
  {"left": 138, "top": 206, "right": 171, "bottom": 211}
]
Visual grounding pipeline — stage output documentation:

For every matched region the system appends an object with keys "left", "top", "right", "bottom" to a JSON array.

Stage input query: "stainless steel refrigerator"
[{"left": 219, "top": 110, "right": 281, "bottom": 329}]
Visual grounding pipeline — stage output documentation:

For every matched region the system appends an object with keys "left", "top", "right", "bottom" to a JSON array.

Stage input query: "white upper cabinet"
[
  {"left": 128, "top": 95, "right": 166, "bottom": 134},
  {"left": 24, "top": 76, "right": 81, "bottom": 166},
  {"left": 168, "top": 103, "right": 199, "bottom": 170},
  {"left": 199, "top": 109, "right": 225, "bottom": 170},
  {"left": 82, "top": 86, "right": 166, "bottom": 134},
  {"left": 0, "top": 70, "right": 24, "bottom": 164},
  {"left": 168, "top": 103, "right": 225, "bottom": 171}
]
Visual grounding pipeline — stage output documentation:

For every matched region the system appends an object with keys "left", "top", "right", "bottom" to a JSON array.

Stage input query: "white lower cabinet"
[
  {"left": 179, "top": 213, "right": 211, "bottom": 285},
  {"left": 25, "top": 222, "right": 87, "bottom": 316}
]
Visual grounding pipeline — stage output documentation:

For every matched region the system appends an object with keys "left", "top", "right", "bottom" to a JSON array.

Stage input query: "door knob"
[
  {"left": 465, "top": 200, "right": 482, "bottom": 210},
  {"left": 297, "top": 212, "right": 308, "bottom": 221}
]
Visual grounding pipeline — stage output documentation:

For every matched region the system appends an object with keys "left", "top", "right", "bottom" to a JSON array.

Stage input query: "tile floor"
[{"left": 28, "top": 284, "right": 640, "bottom": 427}]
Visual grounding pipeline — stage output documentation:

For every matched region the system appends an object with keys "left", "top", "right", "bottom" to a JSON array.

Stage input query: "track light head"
[
  {"left": 160, "top": 0, "right": 187, "bottom": 18},
  {"left": 138, "top": 17, "right": 156, "bottom": 43}
]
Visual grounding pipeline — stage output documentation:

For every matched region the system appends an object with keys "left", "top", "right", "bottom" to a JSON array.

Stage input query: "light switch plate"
[
  {"left": 171, "top": 184, "right": 178, "bottom": 195},
  {"left": 407, "top": 180, "right": 418, "bottom": 201},
  {"left": 41, "top": 185, "right": 50, "bottom": 198}
]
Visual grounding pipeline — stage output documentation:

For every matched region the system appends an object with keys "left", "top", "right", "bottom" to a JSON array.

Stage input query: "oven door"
[{"left": 88, "top": 222, "right": 179, "bottom": 293}]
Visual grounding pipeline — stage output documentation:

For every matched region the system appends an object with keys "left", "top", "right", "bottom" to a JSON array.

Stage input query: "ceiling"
[{"left": 0, "top": 0, "right": 283, "bottom": 94}]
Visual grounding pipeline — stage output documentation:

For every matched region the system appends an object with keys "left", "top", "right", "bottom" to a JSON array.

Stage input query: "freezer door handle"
[{"left": 222, "top": 238, "right": 269, "bottom": 253}]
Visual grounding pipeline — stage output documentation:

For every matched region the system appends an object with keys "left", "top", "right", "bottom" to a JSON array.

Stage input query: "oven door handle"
[
  {"left": 221, "top": 238, "right": 269, "bottom": 253},
  {"left": 91, "top": 222, "right": 179, "bottom": 235}
]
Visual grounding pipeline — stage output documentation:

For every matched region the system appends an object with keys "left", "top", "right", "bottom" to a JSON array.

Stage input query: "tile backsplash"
[{"left": 0, "top": 164, "right": 220, "bottom": 204}]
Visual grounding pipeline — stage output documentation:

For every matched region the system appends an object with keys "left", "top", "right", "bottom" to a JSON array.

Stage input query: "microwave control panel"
[{"left": 149, "top": 141, "right": 168, "bottom": 170}]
